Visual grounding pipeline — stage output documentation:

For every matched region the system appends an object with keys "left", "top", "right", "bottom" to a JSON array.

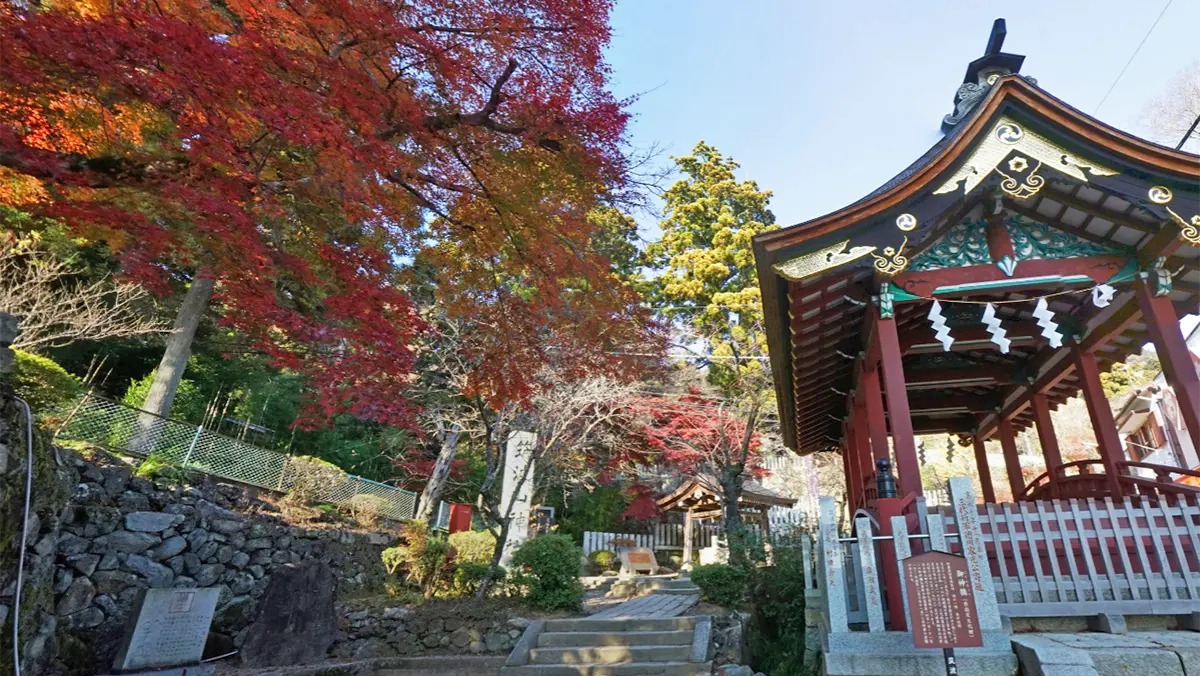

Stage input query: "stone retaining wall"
[
  {"left": 4, "top": 445, "right": 398, "bottom": 674},
  {"left": 332, "top": 603, "right": 526, "bottom": 660}
]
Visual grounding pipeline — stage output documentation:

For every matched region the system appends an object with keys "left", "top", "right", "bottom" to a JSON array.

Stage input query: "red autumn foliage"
[
  {"left": 632, "top": 391, "right": 767, "bottom": 479},
  {"left": 1, "top": 0, "right": 653, "bottom": 427},
  {"left": 620, "top": 484, "right": 661, "bottom": 520}
]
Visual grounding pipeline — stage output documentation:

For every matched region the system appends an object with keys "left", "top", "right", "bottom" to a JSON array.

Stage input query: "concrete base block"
[
  {"left": 1087, "top": 614, "right": 1127, "bottom": 634},
  {"left": 1088, "top": 648, "right": 1185, "bottom": 676},
  {"left": 1011, "top": 636, "right": 1097, "bottom": 676},
  {"left": 823, "top": 651, "right": 1016, "bottom": 676},
  {"left": 107, "top": 666, "right": 215, "bottom": 676},
  {"left": 1180, "top": 613, "right": 1200, "bottom": 632}
]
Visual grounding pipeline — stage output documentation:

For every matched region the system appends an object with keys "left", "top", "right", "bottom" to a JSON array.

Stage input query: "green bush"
[
  {"left": 13, "top": 350, "right": 83, "bottom": 412},
  {"left": 448, "top": 562, "right": 506, "bottom": 597},
  {"left": 512, "top": 535, "right": 584, "bottom": 610},
  {"left": 748, "top": 542, "right": 812, "bottom": 675},
  {"left": 382, "top": 520, "right": 452, "bottom": 599},
  {"left": 691, "top": 564, "right": 748, "bottom": 608},
  {"left": 121, "top": 371, "right": 207, "bottom": 423},
  {"left": 556, "top": 486, "right": 630, "bottom": 544},
  {"left": 588, "top": 549, "right": 617, "bottom": 573},
  {"left": 448, "top": 530, "right": 497, "bottom": 565}
]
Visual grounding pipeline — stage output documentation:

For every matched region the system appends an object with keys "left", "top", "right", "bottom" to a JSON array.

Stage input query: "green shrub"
[
  {"left": 588, "top": 549, "right": 617, "bottom": 573},
  {"left": 448, "top": 530, "right": 497, "bottom": 565},
  {"left": 556, "top": 486, "right": 629, "bottom": 543},
  {"left": 448, "top": 562, "right": 506, "bottom": 597},
  {"left": 13, "top": 350, "right": 83, "bottom": 412},
  {"left": 748, "top": 542, "right": 811, "bottom": 675},
  {"left": 121, "top": 371, "right": 207, "bottom": 423},
  {"left": 691, "top": 564, "right": 748, "bottom": 608},
  {"left": 345, "top": 494, "right": 389, "bottom": 528},
  {"left": 381, "top": 520, "right": 452, "bottom": 599},
  {"left": 134, "top": 456, "right": 187, "bottom": 484},
  {"left": 512, "top": 535, "right": 584, "bottom": 610},
  {"left": 283, "top": 455, "right": 345, "bottom": 505}
]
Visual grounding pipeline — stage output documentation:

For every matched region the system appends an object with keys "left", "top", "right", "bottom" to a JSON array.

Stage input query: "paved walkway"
[{"left": 589, "top": 593, "right": 699, "bottom": 619}]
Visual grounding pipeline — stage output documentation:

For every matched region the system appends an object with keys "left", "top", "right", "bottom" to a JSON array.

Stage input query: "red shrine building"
[
  {"left": 753, "top": 24, "right": 1199, "bottom": 510},
  {"left": 752, "top": 19, "right": 1200, "bottom": 674}
]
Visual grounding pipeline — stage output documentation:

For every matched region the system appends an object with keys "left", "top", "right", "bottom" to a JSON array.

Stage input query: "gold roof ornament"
[
  {"left": 773, "top": 239, "right": 877, "bottom": 281},
  {"left": 934, "top": 117, "right": 1117, "bottom": 199}
]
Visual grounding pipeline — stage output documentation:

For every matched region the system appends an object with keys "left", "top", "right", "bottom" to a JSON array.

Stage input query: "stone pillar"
[
  {"left": 1075, "top": 348, "right": 1125, "bottom": 497},
  {"left": 1031, "top": 393, "right": 1064, "bottom": 497},
  {"left": 876, "top": 316, "right": 921, "bottom": 498},
  {"left": 972, "top": 436, "right": 997, "bottom": 503},
  {"left": 998, "top": 418, "right": 1023, "bottom": 500},
  {"left": 682, "top": 510, "right": 695, "bottom": 571},
  {"left": 499, "top": 430, "right": 537, "bottom": 566}
]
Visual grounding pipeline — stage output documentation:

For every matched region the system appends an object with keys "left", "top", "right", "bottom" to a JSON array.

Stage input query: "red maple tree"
[{"left": 1, "top": 0, "right": 651, "bottom": 427}]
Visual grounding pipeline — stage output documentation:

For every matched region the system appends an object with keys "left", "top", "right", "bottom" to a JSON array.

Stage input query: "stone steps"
[
  {"left": 505, "top": 615, "right": 709, "bottom": 676},
  {"left": 501, "top": 661, "right": 711, "bottom": 676},
  {"left": 543, "top": 617, "right": 696, "bottom": 633},
  {"left": 638, "top": 580, "right": 700, "bottom": 596},
  {"left": 537, "top": 630, "right": 694, "bottom": 648},
  {"left": 530, "top": 644, "right": 692, "bottom": 665}
]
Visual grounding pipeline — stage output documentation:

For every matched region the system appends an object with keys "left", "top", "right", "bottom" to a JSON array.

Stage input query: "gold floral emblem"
[
  {"left": 1007, "top": 156, "right": 1029, "bottom": 172},
  {"left": 871, "top": 237, "right": 909, "bottom": 275}
]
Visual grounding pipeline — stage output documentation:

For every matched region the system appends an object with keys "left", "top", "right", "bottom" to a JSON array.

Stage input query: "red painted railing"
[{"left": 1019, "top": 460, "right": 1200, "bottom": 502}]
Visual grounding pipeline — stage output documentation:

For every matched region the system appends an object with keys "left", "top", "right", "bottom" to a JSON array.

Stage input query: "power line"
[{"left": 1094, "top": 0, "right": 1173, "bottom": 115}]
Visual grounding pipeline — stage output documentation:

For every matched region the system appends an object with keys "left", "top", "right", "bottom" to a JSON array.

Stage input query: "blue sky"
[{"left": 605, "top": 0, "right": 1199, "bottom": 232}]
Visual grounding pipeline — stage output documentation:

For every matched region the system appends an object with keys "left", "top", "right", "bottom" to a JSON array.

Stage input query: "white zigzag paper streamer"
[
  {"left": 1032, "top": 298, "right": 1063, "bottom": 348},
  {"left": 981, "top": 303, "right": 1011, "bottom": 354},
  {"left": 927, "top": 300, "right": 953, "bottom": 351},
  {"left": 1092, "top": 284, "right": 1116, "bottom": 308}
]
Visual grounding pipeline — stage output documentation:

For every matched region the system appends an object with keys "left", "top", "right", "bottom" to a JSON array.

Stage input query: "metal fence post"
[
  {"left": 182, "top": 425, "right": 203, "bottom": 467},
  {"left": 54, "top": 390, "right": 93, "bottom": 439}
]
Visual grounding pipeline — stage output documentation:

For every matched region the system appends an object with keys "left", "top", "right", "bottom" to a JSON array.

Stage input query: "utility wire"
[{"left": 1094, "top": 0, "right": 1173, "bottom": 115}]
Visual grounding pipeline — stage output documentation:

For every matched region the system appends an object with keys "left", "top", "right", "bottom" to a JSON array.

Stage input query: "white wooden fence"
[
  {"left": 944, "top": 496, "right": 1200, "bottom": 617},
  {"left": 807, "top": 476, "right": 1200, "bottom": 653},
  {"left": 582, "top": 506, "right": 812, "bottom": 555}
]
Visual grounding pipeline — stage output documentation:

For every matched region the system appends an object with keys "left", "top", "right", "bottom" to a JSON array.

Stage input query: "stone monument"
[
  {"left": 619, "top": 547, "right": 658, "bottom": 576},
  {"left": 110, "top": 588, "right": 220, "bottom": 674},
  {"left": 499, "top": 430, "right": 536, "bottom": 565}
]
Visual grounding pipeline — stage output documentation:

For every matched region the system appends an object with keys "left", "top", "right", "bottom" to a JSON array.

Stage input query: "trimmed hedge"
[
  {"left": 690, "top": 564, "right": 747, "bottom": 608},
  {"left": 13, "top": 349, "right": 83, "bottom": 412}
]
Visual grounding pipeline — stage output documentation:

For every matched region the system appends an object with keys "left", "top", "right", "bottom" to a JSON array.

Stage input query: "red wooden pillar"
[
  {"left": 1136, "top": 280, "right": 1200, "bottom": 452},
  {"left": 1074, "top": 348, "right": 1125, "bottom": 497},
  {"left": 972, "top": 436, "right": 997, "bottom": 503},
  {"left": 1031, "top": 392, "right": 1064, "bottom": 498},
  {"left": 853, "top": 398, "right": 874, "bottom": 498},
  {"left": 876, "top": 316, "right": 922, "bottom": 498},
  {"left": 862, "top": 364, "right": 891, "bottom": 464},
  {"left": 844, "top": 431, "right": 860, "bottom": 510},
  {"left": 998, "top": 418, "right": 1024, "bottom": 500}
]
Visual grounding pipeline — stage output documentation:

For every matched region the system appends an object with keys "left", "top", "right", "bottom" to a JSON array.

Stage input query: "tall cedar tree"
[
  {"left": 0, "top": 0, "right": 652, "bottom": 428},
  {"left": 641, "top": 143, "right": 777, "bottom": 549}
]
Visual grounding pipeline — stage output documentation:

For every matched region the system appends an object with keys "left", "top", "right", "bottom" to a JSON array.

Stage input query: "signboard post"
[{"left": 903, "top": 551, "right": 982, "bottom": 676}]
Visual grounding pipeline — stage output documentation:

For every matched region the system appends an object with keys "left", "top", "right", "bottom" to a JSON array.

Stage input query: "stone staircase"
[
  {"left": 502, "top": 616, "right": 712, "bottom": 676},
  {"left": 636, "top": 578, "right": 701, "bottom": 596}
]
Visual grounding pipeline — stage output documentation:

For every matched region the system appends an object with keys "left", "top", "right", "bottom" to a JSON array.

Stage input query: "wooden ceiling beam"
[
  {"left": 1042, "top": 190, "right": 1156, "bottom": 234},
  {"left": 902, "top": 322, "right": 1044, "bottom": 354}
]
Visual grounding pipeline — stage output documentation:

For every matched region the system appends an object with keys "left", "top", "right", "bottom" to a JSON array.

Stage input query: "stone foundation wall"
[
  {"left": 332, "top": 603, "right": 525, "bottom": 660},
  {"left": 3, "top": 443, "right": 398, "bottom": 675}
]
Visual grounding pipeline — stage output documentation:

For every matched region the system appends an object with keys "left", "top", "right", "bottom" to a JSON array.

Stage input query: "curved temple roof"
[{"left": 754, "top": 74, "right": 1200, "bottom": 454}]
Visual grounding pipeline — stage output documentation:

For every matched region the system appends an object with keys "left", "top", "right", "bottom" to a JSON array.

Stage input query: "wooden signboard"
[{"left": 903, "top": 551, "right": 982, "bottom": 676}]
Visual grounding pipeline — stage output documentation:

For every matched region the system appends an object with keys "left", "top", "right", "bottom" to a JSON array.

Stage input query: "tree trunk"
[
  {"left": 720, "top": 465, "right": 753, "bottom": 567},
  {"left": 415, "top": 426, "right": 462, "bottom": 522},
  {"left": 131, "top": 274, "right": 213, "bottom": 452}
]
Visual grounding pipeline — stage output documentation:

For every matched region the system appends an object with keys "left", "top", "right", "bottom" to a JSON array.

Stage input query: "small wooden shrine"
[
  {"left": 657, "top": 475, "right": 796, "bottom": 564},
  {"left": 753, "top": 19, "right": 1200, "bottom": 510}
]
